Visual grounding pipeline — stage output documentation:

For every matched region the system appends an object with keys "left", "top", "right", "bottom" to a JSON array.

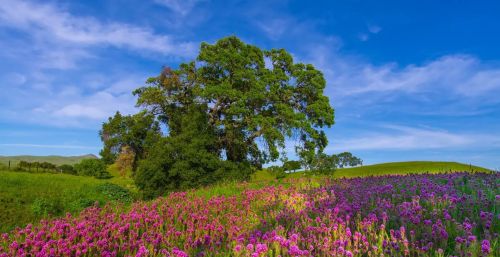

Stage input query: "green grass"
[
  {"left": 0, "top": 170, "right": 135, "bottom": 232},
  {"left": 0, "top": 154, "right": 97, "bottom": 167},
  {"left": 285, "top": 161, "right": 492, "bottom": 179}
]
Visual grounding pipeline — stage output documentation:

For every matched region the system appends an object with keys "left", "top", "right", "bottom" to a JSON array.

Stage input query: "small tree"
[
  {"left": 336, "top": 152, "right": 362, "bottom": 168},
  {"left": 267, "top": 165, "right": 286, "bottom": 179},
  {"left": 74, "top": 159, "right": 111, "bottom": 179},
  {"left": 311, "top": 153, "right": 337, "bottom": 174},
  {"left": 115, "top": 145, "right": 135, "bottom": 177},
  {"left": 283, "top": 160, "right": 302, "bottom": 173},
  {"left": 18, "top": 161, "right": 30, "bottom": 171}
]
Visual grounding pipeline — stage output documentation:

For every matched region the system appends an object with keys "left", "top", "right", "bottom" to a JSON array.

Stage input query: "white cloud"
[
  {"left": 3, "top": 73, "right": 27, "bottom": 85},
  {"left": 0, "top": 0, "right": 196, "bottom": 57},
  {"left": 305, "top": 43, "right": 500, "bottom": 106},
  {"left": 327, "top": 125, "right": 500, "bottom": 152},
  {"left": 367, "top": 24, "right": 381, "bottom": 34},
  {"left": 54, "top": 104, "right": 108, "bottom": 120},
  {"left": 358, "top": 33, "right": 369, "bottom": 42},
  {"left": 154, "top": 0, "right": 203, "bottom": 16},
  {"left": 256, "top": 18, "right": 291, "bottom": 40},
  {"left": 0, "top": 72, "right": 144, "bottom": 128}
]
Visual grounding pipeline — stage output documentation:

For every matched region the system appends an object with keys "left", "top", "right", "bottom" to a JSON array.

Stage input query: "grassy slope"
[
  {"left": 0, "top": 154, "right": 97, "bottom": 166},
  {"left": 334, "top": 161, "right": 491, "bottom": 178},
  {"left": 264, "top": 161, "right": 492, "bottom": 180},
  {"left": 0, "top": 170, "right": 134, "bottom": 232}
]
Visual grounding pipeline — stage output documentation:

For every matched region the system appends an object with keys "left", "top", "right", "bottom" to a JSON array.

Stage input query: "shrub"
[
  {"left": 74, "top": 159, "right": 111, "bottom": 179},
  {"left": 31, "top": 198, "right": 63, "bottom": 217},
  {"left": 58, "top": 164, "right": 76, "bottom": 175},
  {"left": 96, "top": 183, "right": 133, "bottom": 203},
  {"left": 68, "top": 198, "right": 97, "bottom": 212},
  {"left": 267, "top": 166, "right": 286, "bottom": 179}
]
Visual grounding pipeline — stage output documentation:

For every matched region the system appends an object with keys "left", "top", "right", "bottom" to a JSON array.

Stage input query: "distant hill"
[
  {"left": 0, "top": 154, "right": 98, "bottom": 167},
  {"left": 333, "top": 161, "right": 492, "bottom": 178},
  {"left": 258, "top": 161, "right": 493, "bottom": 181}
]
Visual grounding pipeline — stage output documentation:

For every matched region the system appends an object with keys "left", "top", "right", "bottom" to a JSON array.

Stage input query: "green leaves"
[{"left": 74, "top": 159, "right": 111, "bottom": 179}]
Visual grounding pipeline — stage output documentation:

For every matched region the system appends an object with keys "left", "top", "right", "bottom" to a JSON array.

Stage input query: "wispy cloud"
[
  {"left": 256, "top": 18, "right": 292, "bottom": 40},
  {"left": 358, "top": 24, "right": 381, "bottom": 41},
  {"left": 0, "top": 72, "right": 144, "bottom": 128},
  {"left": 304, "top": 43, "right": 500, "bottom": 112},
  {"left": 154, "top": 0, "right": 204, "bottom": 16},
  {"left": 367, "top": 24, "right": 382, "bottom": 34},
  {"left": 0, "top": 0, "right": 196, "bottom": 58},
  {"left": 327, "top": 125, "right": 500, "bottom": 152}
]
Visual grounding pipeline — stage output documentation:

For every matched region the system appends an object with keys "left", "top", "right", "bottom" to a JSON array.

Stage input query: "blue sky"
[{"left": 1, "top": 0, "right": 500, "bottom": 169}]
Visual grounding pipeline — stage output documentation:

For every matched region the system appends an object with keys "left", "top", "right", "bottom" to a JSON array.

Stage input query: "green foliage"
[
  {"left": 58, "top": 164, "right": 76, "bottom": 175},
  {"left": 135, "top": 107, "right": 253, "bottom": 199},
  {"left": 134, "top": 36, "right": 334, "bottom": 165},
  {"left": 301, "top": 152, "right": 363, "bottom": 174},
  {"left": 15, "top": 160, "right": 59, "bottom": 173},
  {"left": 96, "top": 183, "right": 133, "bottom": 203},
  {"left": 99, "top": 111, "right": 161, "bottom": 169},
  {"left": 31, "top": 198, "right": 63, "bottom": 217},
  {"left": 74, "top": 159, "right": 111, "bottom": 179},
  {"left": 68, "top": 198, "right": 96, "bottom": 212},
  {"left": 336, "top": 152, "right": 363, "bottom": 168},
  {"left": 266, "top": 165, "right": 286, "bottom": 179},
  {"left": 283, "top": 160, "right": 302, "bottom": 172},
  {"left": 309, "top": 152, "right": 337, "bottom": 174}
]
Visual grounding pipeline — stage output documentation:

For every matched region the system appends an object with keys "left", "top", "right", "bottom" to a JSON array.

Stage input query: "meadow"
[
  {"left": 0, "top": 170, "right": 135, "bottom": 232},
  {"left": 0, "top": 162, "right": 498, "bottom": 256},
  {"left": 0, "top": 172, "right": 498, "bottom": 257}
]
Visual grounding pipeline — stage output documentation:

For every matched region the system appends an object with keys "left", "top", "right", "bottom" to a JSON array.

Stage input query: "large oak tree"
[{"left": 102, "top": 36, "right": 335, "bottom": 196}]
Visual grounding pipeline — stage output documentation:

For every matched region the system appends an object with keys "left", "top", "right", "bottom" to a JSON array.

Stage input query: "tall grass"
[{"left": 0, "top": 170, "right": 135, "bottom": 232}]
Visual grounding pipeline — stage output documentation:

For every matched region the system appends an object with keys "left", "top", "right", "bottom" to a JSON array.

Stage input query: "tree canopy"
[{"left": 99, "top": 111, "right": 161, "bottom": 171}]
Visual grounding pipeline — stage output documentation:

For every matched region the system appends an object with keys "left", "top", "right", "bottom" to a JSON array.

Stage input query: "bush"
[
  {"left": 96, "top": 183, "right": 133, "bottom": 203},
  {"left": 31, "top": 198, "right": 63, "bottom": 217},
  {"left": 58, "top": 164, "right": 76, "bottom": 175},
  {"left": 74, "top": 159, "right": 111, "bottom": 179},
  {"left": 68, "top": 198, "right": 97, "bottom": 212},
  {"left": 283, "top": 161, "right": 301, "bottom": 172},
  {"left": 267, "top": 165, "right": 286, "bottom": 179}
]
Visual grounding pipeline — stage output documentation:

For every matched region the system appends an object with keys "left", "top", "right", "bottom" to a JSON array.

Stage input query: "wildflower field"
[{"left": 1, "top": 172, "right": 498, "bottom": 257}]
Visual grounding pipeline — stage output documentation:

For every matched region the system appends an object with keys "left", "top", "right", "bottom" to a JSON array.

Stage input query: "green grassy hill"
[
  {"left": 0, "top": 154, "right": 97, "bottom": 167},
  {"left": 265, "top": 161, "right": 492, "bottom": 180},
  {"left": 333, "top": 161, "right": 492, "bottom": 177}
]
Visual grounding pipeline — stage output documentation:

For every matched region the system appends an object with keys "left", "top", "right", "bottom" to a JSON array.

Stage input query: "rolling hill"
[
  {"left": 282, "top": 161, "right": 492, "bottom": 179},
  {"left": 0, "top": 154, "right": 98, "bottom": 166}
]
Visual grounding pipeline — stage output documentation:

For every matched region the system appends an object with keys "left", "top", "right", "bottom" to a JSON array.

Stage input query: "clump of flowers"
[{"left": 0, "top": 172, "right": 498, "bottom": 256}]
